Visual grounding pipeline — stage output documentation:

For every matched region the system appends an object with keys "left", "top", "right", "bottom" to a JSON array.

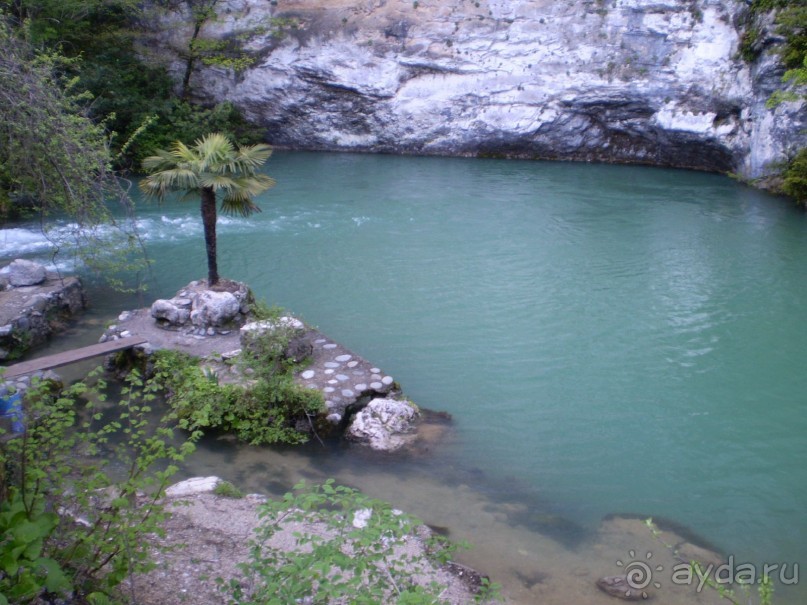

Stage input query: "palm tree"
[{"left": 140, "top": 133, "right": 275, "bottom": 286}]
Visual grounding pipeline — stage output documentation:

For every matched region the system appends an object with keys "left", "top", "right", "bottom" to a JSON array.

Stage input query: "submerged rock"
[{"left": 596, "top": 575, "right": 648, "bottom": 601}]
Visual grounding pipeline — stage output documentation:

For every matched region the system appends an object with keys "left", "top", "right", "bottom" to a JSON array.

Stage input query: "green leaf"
[{"left": 36, "top": 557, "right": 70, "bottom": 593}]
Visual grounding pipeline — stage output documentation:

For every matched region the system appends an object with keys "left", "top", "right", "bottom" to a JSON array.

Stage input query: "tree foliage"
[
  {"left": 0, "top": 370, "right": 196, "bottom": 603},
  {"left": 140, "top": 132, "right": 274, "bottom": 285},
  {"left": 0, "top": 17, "right": 148, "bottom": 287}
]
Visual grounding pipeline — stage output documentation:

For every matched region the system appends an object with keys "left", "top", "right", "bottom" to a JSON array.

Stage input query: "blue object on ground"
[{"left": 0, "top": 392, "right": 25, "bottom": 433}]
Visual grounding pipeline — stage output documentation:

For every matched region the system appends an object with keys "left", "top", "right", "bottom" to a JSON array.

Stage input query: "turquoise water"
[{"left": 3, "top": 152, "right": 807, "bottom": 603}]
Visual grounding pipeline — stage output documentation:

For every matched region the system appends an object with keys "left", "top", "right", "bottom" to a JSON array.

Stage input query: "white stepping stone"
[
  {"left": 324, "top": 362, "right": 340, "bottom": 368},
  {"left": 324, "top": 369, "right": 334, "bottom": 375},
  {"left": 335, "top": 354, "right": 352, "bottom": 362},
  {"left": 354, "top": 383, "right": 367, "bottom": 391},
  {"left": 347, "top": 361, "right": 359, "bottom": 368},
  {"left": 301, "top": 370, "right": 315, "bottom": 379},
  {"left": 381, "top": 376, "right": 394, "bottom": 385},
  {"left": 370, "top": 367, "right": 381, "bottom": 374},
  {"left": 323, "top": 387, "right": 335, "bottom": 393},
  {"left": 315, "top": 339, "right": 327, "bottom": 344},
  {"left": 328, "top": 379, "right": 338, "bottom": 384},
  {"left": 371, "top": 374, "right": 382, "bottom": 381},
  {"left": 323, "top": 343, "right": 337, "bottom": 349},
  {"left": 336, "top": 374, "right": 349, "bottom": 381},
  {"left": 341, "top": 389, "right": 355, "bottom": 398},
  {"left": 370, "top": 382, "right": 383, "bottom": 390}
]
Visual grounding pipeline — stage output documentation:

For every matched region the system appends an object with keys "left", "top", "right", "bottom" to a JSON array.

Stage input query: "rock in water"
[
  {"left": 6, "top": 259, "right": 46, "bottom": 287},
  {"left": 346, "top": 397, "right": 419, "bottom": 452},
  {"left": 596, "top": 575, "right": 648, "bottom": 601}
]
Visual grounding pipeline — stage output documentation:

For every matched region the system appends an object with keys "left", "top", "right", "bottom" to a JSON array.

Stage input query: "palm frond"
[
  {"left": 236, "top": 144, "right": 273, "bottom": 169},
  {"left": 221, "top": 192, "right": 261, "bottom": 217}
]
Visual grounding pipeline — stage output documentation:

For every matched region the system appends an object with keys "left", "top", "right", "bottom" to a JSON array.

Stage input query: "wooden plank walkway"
[{"left": 1, "top": 337, "right": 149, "bottom": 380}]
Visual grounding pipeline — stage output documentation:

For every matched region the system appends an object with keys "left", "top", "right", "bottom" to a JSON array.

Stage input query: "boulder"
[
  {"left": 346, "top": 398, "right": 420, "bottom": 452},
  {"left": 151, "top": 299, "right": 190, "bottom": 326},
  {"left": 190, "top": 290, "right": 240, "bottom": 327},
  {"left": 165, "top": 476, "right": 223, "bottom": 498},
  {"left": 6, "top": 259, "right": 46, "bottom": 287}
]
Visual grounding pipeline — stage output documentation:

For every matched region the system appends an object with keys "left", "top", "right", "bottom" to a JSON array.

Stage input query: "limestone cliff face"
[{"left": 145, "top": 0, "right": 805, "bottom": 178}]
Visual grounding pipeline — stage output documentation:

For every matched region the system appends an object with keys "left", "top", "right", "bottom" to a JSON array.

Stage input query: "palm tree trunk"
[{"left": 200, "top": 186, "right": 219, "bottom": 285}]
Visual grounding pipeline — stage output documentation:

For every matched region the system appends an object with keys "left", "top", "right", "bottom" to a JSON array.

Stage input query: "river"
[{"left": 2, "top": 151, "right": 806, "bottom": 604}]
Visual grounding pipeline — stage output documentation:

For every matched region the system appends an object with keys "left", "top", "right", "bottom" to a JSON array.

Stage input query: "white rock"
[
  {"left": 144, "top": 0, "right": 803, "bottom": 181},
  {"left": 191, "top": 290, "right": 240, "bottom": 327},
  {"left": 335, "top": 354, "right": 352, "bottom": 362},
  {"left": 346, "top": 398, "right": 420, "bottom": 452},
  {"left": 301, "top": 370, "right": 315, "bottom": 379},
  {"left": 151, "top": 299, "right": 190, "bottom": 325},
  {"left": 165, "top": 476, "right": 222, "bottom": 497},
  {"left": 6, "top": 259, "right": 46, "bottom": 287}
]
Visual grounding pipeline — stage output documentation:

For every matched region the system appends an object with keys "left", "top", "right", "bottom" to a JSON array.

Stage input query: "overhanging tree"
[
  {"left": 0, "top": 16, "right": 147, "bottom": 289},
  {"left": 139, "top": 133, "right": 275, "bottom": 286}
]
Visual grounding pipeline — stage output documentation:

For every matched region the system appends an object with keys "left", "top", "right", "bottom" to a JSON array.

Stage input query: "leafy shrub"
[
  {"left": 781, "top": 147, "right": 807, "bottom": 204},
  {"left": 0, "top": 369, "right": 195, "bottom": 603},
  {"left": 152, "top": 323, "right": 323, "bottom": 445}
]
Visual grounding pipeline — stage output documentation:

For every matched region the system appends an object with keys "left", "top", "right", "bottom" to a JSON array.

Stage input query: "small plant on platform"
[
  {"left": 153, "top": 325, "right": 323, "bottom": 445},
  {"left": 221, "top": 479, "right": 469, "bottom": 605},
  {"left": 213, "top": 481, "right": 244, "bottom": 499}
]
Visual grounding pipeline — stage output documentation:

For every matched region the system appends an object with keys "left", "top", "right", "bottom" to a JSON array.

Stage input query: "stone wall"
[
  {"left": 142, "top": 0, "right": 805, "bottom": 179},
  {"left": 0, "top": 260, "right": 86, "bottom": 361}
]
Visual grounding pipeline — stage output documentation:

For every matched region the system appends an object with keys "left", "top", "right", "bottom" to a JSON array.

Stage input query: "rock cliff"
[{"left": 143, "top": 0, "right": 805, "bottom": 178}]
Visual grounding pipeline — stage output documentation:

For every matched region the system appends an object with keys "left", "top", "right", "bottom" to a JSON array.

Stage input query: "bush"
[
  {"left": 781, "top": 148, "right": 807, "bottom": 204},
  {"left": 0, "top": 369, "right": 195, "bottom": 603},
  {"left": 152, "top": 323, "right": 324, "bottom": 445}
]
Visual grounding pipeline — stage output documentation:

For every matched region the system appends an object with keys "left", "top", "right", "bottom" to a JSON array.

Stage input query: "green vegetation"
[
  {"left": 0, "top": 370, "right": 195, "bottom": 603},
  {"left": 151, "top": 322, "right": 323, "bottom": 445},
  {"left": 0, "top": 368, "right": 483, "bottom": 603},
  {"left": 213, "top": 480, "right": 245, "bottom": 499},
  {"left": 0, "top": 0, "right": 266, "bottom": 173},
  {"left": 0, "top": 18, "right": 148, "bottom": 285},
  {"left": 222, "top": 479, "right": 496, "bottom": 605},
  {"left": 139, "top": 133, "right": 275, "bottom": 286},
  {"left": 742, "top": 0, "right": 807, "bottom": 204}
]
